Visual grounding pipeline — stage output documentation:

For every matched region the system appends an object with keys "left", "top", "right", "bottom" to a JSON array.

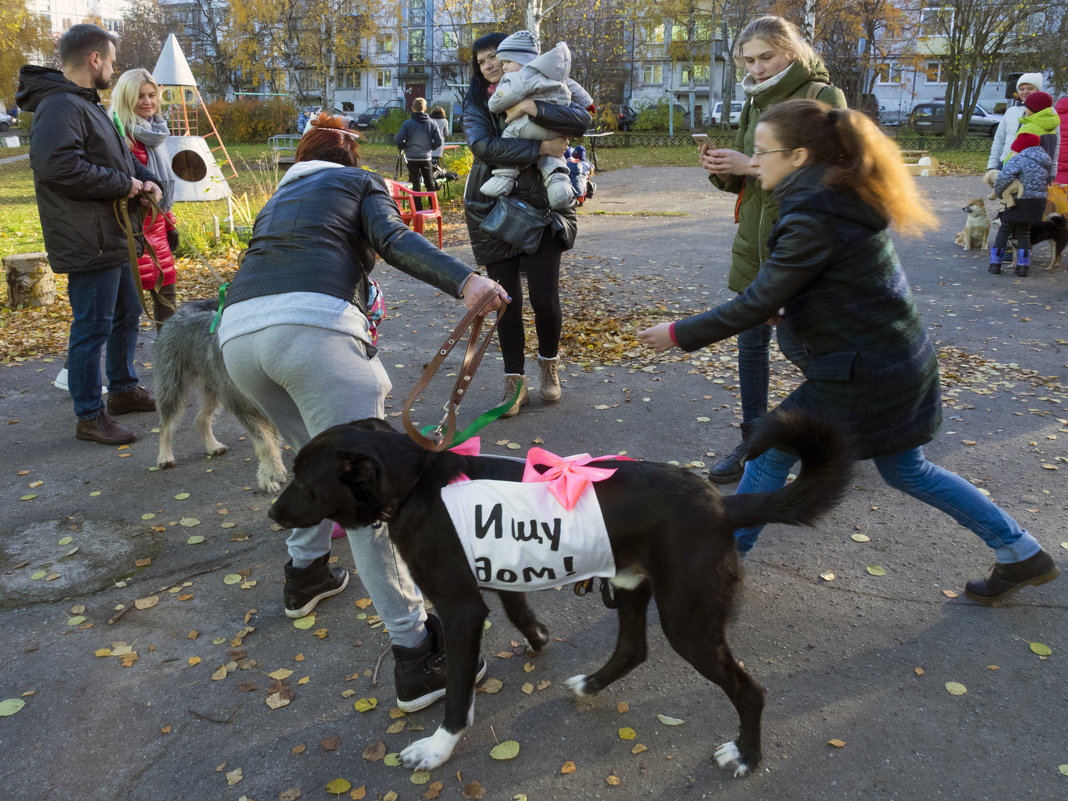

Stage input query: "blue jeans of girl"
[{"left": 734, "top": 446, "right": 1040, "bottom": 563}]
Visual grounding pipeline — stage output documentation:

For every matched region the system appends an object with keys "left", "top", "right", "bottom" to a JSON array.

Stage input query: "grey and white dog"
[{"left": 154, "top": 299, "right": 287, "bottom": 493}]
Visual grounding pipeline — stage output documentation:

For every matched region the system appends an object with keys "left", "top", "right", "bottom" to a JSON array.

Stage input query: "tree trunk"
[{"left": 4, "top": 252, "right": 56, "bottom": 308}]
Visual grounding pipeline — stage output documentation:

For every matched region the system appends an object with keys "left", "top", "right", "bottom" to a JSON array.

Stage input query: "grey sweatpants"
[{"left": 222, "top": 323, "right": 427, "bottom": 647}]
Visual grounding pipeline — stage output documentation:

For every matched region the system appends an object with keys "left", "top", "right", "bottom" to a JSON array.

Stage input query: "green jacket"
[
  {"left": 1015, "top": 107, "right": 1061, "bottom": 182},
  {"left": 709, "top": 60, "right": 846, "bottom": 292}
]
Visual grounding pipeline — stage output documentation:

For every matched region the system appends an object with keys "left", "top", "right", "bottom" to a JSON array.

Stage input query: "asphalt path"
[{"left": 1, "top": 168, "right": 1065, "bottom": 801}]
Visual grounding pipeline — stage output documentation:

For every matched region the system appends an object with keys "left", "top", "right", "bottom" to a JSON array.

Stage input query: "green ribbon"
[
  {"left": 209, "top": 282, "right": 230, "bottom": 333},
  {"left": 420, "top": 380, "right": 524, "bottom": 448}
]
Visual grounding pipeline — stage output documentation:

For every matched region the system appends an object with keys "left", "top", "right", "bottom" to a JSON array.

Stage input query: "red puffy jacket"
[
  {"left": 1055, "top": 96, "right": 1068, "bottom": 184},
  {"left": 131, "top": 140, "right": 177, "bottom": 289}
]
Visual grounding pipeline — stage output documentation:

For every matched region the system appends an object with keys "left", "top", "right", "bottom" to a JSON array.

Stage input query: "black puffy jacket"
[
  {"left": 225, "top": 165, "right": 474, "bottom": 312},
  {"left": 16, "top": 65, "right": 156, "bottom": 274},
  {"left": 462, "top": 96, "right": 591, "bottom": 265}
]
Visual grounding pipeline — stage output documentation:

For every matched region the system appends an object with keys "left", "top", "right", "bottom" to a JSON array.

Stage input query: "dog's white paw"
[
  {"left": 258, "top": 467, "right": 288, "bottom": 495},
  {"left": 206, "top": 441, "right": 229, "bottom": 457},
  {"left": 565, "top": 674, "right": 590, "bottom": 697},
  {"left": 713, "top": 740, "right": 750, "bottom": 778},
  {"left": 157, "top": 458, "right": 177, "bottom": 470},
  {"left": 400, "top": 727, "right": 461, "bottom": 771}
]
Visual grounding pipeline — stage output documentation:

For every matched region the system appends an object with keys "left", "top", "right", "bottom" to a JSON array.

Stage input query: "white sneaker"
[{"left": 54, "top": 367, "right": 106, "bottom": 393}]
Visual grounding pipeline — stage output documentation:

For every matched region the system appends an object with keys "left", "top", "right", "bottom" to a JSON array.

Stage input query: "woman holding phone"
[{"left": 699, "top": 15, "right": 845, "bottom": 484}]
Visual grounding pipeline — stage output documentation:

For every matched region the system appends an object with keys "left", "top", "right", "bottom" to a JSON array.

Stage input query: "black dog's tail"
[{"left": 721, "top": 411, "right": 854, "bottom": 532}]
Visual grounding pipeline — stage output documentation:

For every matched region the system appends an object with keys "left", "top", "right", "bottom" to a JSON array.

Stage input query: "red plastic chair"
[
  {"left": 394, "top": 183, "right": 443, "bottom": 249},
  {"left": 383, "top": 178, "right": 415, "bottom": 227}
]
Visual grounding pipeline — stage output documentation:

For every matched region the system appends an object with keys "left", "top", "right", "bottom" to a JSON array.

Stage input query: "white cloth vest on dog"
[{"left": 441, "top": 479, "right": 615, "bottom": 590}]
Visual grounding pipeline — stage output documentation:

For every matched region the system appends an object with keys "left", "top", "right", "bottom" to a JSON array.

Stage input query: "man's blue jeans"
[
  {"left": 66, "top": 264, "right": 141, "bottom": 419},
  {"left": 734, "top": 445, "right": 1040, "bottom": 563}
]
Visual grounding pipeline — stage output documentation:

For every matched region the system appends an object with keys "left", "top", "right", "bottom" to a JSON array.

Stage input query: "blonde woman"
[
  {"left": 641, "top": 101, "right": 1060, "bottom": 603},
  {"left": 110, "top": 68, "right": 179, "bottom": 326},
  {"left": 700, "top": 15, "right": 847, "bottom": 483}
]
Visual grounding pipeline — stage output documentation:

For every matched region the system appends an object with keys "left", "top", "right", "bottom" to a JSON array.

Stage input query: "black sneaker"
[
  {"left": 709, "top": 422, "right": 756, "bottom": 485},
  {"left": 283, "top": 554, "right": 349, "bottom": 618},
  {"left": 964, "top": 550, "right": 1060, "bottom": 603},
  {"left": 394, "top": 614, "right": 488, "bottom": 712}
]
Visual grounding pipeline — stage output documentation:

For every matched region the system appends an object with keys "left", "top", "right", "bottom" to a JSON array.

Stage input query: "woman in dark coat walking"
[
  {"left": 463, "top": 32, "right": 591, "bottom": 415},
  {"left": 639, "top": 100, "right": 1060, "bottom": 604}
]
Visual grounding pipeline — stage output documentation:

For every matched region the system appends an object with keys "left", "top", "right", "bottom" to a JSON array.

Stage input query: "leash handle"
[
  {"left": 402, "top": 291, "right": 506, "bottom": 451},
  {"left": 114, "top": 192, "right": 177, "bottom": 323}
]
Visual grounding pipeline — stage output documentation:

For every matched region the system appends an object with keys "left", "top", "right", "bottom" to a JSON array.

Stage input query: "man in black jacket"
[
  {"left": 394, "top": 97, "right": 441, "bottom": 210},
  {"left": 17, "top": 24, "right": 162, "bottom": 445}
]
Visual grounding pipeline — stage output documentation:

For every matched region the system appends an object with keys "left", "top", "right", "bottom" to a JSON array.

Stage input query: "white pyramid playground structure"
[{"left": 153, "top": 34, "right": 234, "bottom": 201}]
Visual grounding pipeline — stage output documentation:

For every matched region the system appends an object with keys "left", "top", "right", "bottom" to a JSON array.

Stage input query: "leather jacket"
[
  {"left": 226, "top": 165, "right": 473, "bottom": 313},
  {"left": 462, "top": 95, "right": 591, "bottom": 264}
]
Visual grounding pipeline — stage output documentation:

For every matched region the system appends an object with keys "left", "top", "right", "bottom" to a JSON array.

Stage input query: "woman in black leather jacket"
[
  {"left": 217, "top": 115, "right": 506, "bottom": 711},
  {"left": 463, "top": 32, "right": 591, "bottom": 416}
]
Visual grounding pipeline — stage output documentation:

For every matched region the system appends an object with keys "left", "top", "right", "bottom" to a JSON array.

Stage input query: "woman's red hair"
[{"left": 295, "top": 114, "right": 361, "bottom": 166}]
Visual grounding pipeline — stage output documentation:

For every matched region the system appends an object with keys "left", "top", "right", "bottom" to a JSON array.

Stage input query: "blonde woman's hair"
[
  {"left": 734, "top": 16, "right": 820, "bottom": 71},
  {"left": 109, "top": 68, "right": 157, "bottom": 143},
  {"left": 759, "top": 100, "right": 936, "bottom": 236},
  {"left": 411, "top": 96, "right": 427, "bottom": 112}
]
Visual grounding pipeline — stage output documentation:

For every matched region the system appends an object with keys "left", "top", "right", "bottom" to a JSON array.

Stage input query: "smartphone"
[{"left": 691, "top": 133, "right": 709, "bottom": 143}]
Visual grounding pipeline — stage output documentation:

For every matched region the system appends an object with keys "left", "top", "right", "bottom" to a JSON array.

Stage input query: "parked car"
[
  {"left": 356, "top": 99, "right": 404, "bottom": 129},
  {"left": 707, "top": 100, "right": 743, "bottom": 127},
  {"left": 0, "top": 111, "right": 15, "bottom": 132},
  {"left": 617, "top": 105, "right": 637, "bottom": 131},
  {"left": 908, "top": 102, "right": 1002, "bottom": 137}
]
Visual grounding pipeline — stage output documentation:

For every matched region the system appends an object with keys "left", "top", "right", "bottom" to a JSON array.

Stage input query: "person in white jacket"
[
  {"left": 986, "top": 72, "right": 1044, "bottom": 175},
  {"left": 480, "top": 30, "right": 578, "bottom": 210}
]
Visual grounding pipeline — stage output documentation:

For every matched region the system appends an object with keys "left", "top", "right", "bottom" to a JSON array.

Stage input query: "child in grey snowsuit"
[
  {"left": 990, "top": 132, "right": 1053, "bottom": 277},
  {"left": 482, "top": 30, "right": 588, "bottom": 210}
]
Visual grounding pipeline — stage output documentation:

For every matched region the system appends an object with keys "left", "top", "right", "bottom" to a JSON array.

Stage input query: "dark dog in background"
[
  {"left": 1029, "top": 214, "right": 1067, "bottom": 270},
  {"left": 269, "top": 413, "right": 853, "bottom": 776},
  {"left": 154, "top": 299, "right": 287, "bottom": 492}
]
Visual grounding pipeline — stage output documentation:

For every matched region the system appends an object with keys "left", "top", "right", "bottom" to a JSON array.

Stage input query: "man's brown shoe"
[
  {"left": 76, "top": 412, "right": 139, "bottom": 445},
  {"left": 107, "top": 386, "right": 156, "bottom": 415}
]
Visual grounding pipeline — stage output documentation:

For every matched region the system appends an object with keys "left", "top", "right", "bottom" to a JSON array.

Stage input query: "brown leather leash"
[
  {"left": 114, "top": 193, "right": 175, "bottom": 323},
  {"left": 402, "top": 291, "right": 507, "bottom": 451}
]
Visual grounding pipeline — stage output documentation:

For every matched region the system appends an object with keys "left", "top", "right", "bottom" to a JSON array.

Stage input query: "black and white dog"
[
  {"left": 269, "top": 413, "right": 853, "bottom": 776},
  {"left": 153, "top": 300, "right": 287, "bottom": 492}
]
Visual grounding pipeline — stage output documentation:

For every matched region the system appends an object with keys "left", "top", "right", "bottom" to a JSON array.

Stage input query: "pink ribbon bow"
[{"left": 522, "top": 447, "right": 619, "bottom": 510}]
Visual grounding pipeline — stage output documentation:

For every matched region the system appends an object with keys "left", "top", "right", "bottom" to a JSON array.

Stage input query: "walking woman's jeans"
[
  {"left": 66, "top": 264, "right": 142, "bottom": 419},
  {"left": 734, "top": 445, "right": 1040, "bottom": 563},
  {"left": 222, "top": 324, "right": 428, "bottom": 647}
]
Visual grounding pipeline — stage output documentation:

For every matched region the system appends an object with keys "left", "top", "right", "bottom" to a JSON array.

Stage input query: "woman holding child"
[
  {"left": 463, "top": 31, "right": 592, "bottom": 416},
  {"left": 639, "top": 100, "right": 1060, "bottom": 603}
]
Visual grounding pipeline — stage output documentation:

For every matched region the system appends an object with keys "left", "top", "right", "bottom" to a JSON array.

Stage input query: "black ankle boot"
[
  {"left": 708, "top": 421, "right": 755, "bottom": 485},
  {"left": 393, "top": 614, "right": 488, "bottom": 712},
  {"left": 283, "top": 554, "right": 349, "bottom": 618},
  {"left": 964, "top": 550, "right": 1060, "bottom": 603}
]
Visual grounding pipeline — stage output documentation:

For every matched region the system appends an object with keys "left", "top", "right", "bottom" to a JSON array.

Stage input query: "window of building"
[
  {"left": 338, "top": 70, "right": 362, "bottom": 89},
  {"left": 876, "top": 62, "right": 902, "bottom": 84},
  {"left": 378, "top": 34, "right": 393, "bottom": 53},
  {"left": 409, "top": 28, "right": 425, "bottom": 62},
  {"left": 670, "top": 21, "right": 688, "bottom": 42},
  {"left": 376, "top": 70, "right": 391, "bottom": 88},
  {"left": 642, "top": 63, "right": 663, "bottom": 85},
  {"left": 443, "top": 30, "right": 458, "bottom": 49},
  {"left": 924, "top": 61, "right": 944, "bottom": 83},
  {"left": 920, "top": 7, "right": 953, "bottom": 36},
  {"left": 641, "top": 21, "right": 664, "bottom": 45},
  {"left": 409, "top": 0, "right": 425, "bottom": 17},
  {"left": 682, "top": 63, "right": 710, "bottom": 82}
]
